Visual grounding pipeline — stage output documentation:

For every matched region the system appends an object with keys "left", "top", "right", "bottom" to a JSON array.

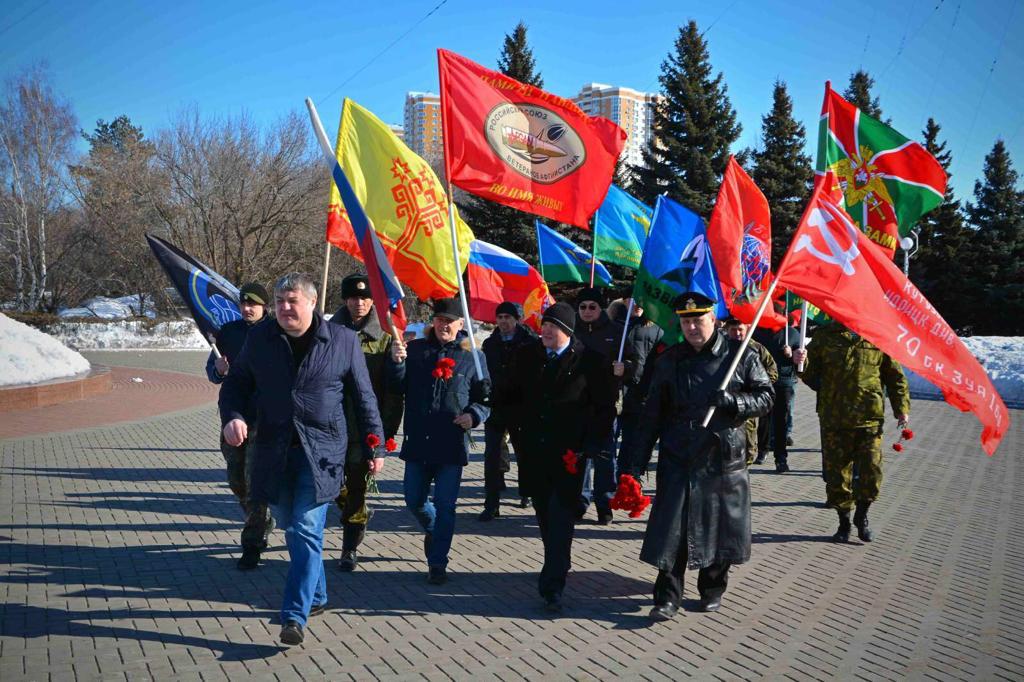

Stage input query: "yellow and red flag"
[
  {"left": 437, "top": 48, "right": 626, "bottom": 229},
  {"left": 326, "top": 98, "right": 474, "bottom": 301}
]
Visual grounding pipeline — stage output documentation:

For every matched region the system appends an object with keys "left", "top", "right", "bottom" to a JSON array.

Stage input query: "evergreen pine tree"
[
  {"left": 843, "top": 69, "right": 885, "bottom": 121},
  {"left": 631, "top": 20, "right": 741, "bottom": 217},
  {"left": 751, "top": 80, "right": 812, "bottom": 269},
  {"left": 964, "top": 139, "right": 1024, "bottom": 334},
  {"left": 455, "top": 22, "right": 544, "bottom": 261}
]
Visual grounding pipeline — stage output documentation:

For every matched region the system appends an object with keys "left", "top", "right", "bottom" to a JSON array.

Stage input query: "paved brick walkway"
[{"left": 1, "top": 351, "right": 1021, "bottom": 680}]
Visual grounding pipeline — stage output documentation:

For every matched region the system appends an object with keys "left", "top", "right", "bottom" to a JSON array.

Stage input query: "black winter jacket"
[{"left": 481, "top": 323, "right": 538, "bottom": 411}]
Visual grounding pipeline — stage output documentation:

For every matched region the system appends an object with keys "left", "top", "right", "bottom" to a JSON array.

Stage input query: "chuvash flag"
[
  {"left": 817, "top": 81, "right": 947, "bottom": 257},
  {"left": 325, "top": 97, "right": 473, "bottom": 301},
  {"left": 633, "top": 196, "right": 728, "bottom": 345},
  {"left": 776, "top": 175, "right": 1008, "bottom": 455},
  {"left": 437, "top": 48, "right": 626, "bottom": 229},
  {"left": 535, "top": 221, "right": 612, "bottom": 286},
  {"left": 466, "top": 239, "right": 553, "bottom": 331},
  {"left": 593, "top": 185, "right": 652, "bottom": 269},
  {"left": 145, "top": 234, "right": 241, "bottom": 340},
  {"left": 706, "top": 156, "right": 787, "bottom": 330}
]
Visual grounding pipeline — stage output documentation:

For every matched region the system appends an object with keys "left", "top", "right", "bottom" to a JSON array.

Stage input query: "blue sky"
[{"left": 3, "top": 0, "right": 1022, "bottom": 200}]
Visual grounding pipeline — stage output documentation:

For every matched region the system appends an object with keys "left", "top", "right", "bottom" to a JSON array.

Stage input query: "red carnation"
[
  {"left": 385, "top": 438, "right": 398, "bottom": 453},
  {"left": 365, "top": 433, "right": 381, "bottom": 449},
  {"left": 433, "top": 357, "right": 455, "bottom": 381},
  {"left": 562, "top": 450, "right": 579, "bottom": 475},
  {"left": 892, "top": 442, "right": 904, "bottom": 452},
  {"left": 901, "top": 429, "right": 914, "bottom": 440}
]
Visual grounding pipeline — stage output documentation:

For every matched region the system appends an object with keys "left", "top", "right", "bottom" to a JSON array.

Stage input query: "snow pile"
[
  {"left": 0, "top": 313, "right": 91, "bottom": 386},
  {"left": 42, "top": 319, "right": 208, "bottom": 350},
  {"left": 59, "top": 295, "right": 156, "bottom": 319},
  {"left": 906, "top": 336, "right": 1024, "bottom": 408}
]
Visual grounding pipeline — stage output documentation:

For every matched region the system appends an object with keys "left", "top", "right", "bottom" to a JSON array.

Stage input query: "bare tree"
[{"left": 0, "top": 64, "right": 78, "bottom": 310}]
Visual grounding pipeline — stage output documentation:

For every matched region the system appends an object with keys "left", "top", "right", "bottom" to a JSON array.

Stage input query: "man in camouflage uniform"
[
  {"left": 795, "top": 322, "right": 910, "bottom": 543},
  {"left": 723, "top": 317, "right": 778, "bottom": 468},
  {"left": 329, "top": 274, "right": 405, "bottom": 571}
]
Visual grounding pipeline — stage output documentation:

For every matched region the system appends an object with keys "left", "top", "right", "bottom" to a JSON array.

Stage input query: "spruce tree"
[
  {"left": 631, "top": 20, "right": 741, "bottom": 217},
  {"left": 456, "top": 22, "right": 544, "bottom": 261},
  {"left": 843, "top": 70, "right": 884, "bottom": 121},
  {"left": 751, "top": 80, "right": 812, "bottom": 268},
  {"left": 964, "top": 139, "right": 1024, "bottom": 334}
]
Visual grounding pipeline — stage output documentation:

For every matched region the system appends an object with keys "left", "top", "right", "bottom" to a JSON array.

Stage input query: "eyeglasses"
[{"left": 578, "top": 303, "right": 600, "bottom": 311}]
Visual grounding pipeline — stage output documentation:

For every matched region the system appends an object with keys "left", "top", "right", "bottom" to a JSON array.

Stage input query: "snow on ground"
[
  {"left": 43, "top": 319, "right": 208, "bottom": 350},
  {"left": 1, "top": 313, "right": 91, "bottom": 386},
  {"left": 905, "top": 336, "right": 1024, "bottom": 409},
  {"left": 58, "top": 295, "right": 156, "bottom": 319}
]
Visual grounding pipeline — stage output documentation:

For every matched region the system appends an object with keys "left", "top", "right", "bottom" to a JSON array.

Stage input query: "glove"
[
  {"left": 710, "top": 389, "right": 738, "bottom": 413},
  {"left": 469, "top": 377, "right": 492, "bottom": 406}
]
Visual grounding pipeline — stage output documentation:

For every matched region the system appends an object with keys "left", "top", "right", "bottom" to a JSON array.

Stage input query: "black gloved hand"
[
  {"left": 469, "top": 377, "right": 492, "bottom": 406},
  {"left": 710, "top": 389, "right": 738, "bottom": 413}
]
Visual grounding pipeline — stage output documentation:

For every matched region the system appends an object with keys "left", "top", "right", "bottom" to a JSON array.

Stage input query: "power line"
[
  {"left": 0, "top": 1, "right": 48, "bottom": 40},
  {"left": 317, "top": 0, "right": 450, "bottom": 106}
]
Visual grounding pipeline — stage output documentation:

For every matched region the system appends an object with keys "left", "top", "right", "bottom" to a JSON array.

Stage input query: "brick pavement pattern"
[{"left": 1, "top": 351, "right": 1022, "bottom": 680}]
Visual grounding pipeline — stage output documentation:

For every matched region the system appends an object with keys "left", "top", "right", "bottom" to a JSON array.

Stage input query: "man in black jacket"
[
  {"left": 621, "top": 292, "right": 773, "bottom": 620},
  {"left": 573, "top": 287, "right": 623, "bottom": 524},
  {"left": 221, "top": 273, "right": 383, "bottom": 646},
  {"left": 479, "top": 301, "right": 537, "bottom": 520},
  {"left": 205, "top": 281, "right": 273, "bottom": 570},
  {"left": 612, "top": 298, "right": 664, "bottom": 466},
  {"left": 506, "top": 302, "right": 616, "bottom": 611}
]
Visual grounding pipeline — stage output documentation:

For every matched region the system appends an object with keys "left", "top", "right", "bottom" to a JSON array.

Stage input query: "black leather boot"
[
  {"left": 853, "top": 501, "right": 873, "bottom": 542},
  {"left": 832, "top": 510, "right": 851, "bottom": 543},
  {"left": 478, "top": 493, "right": 500, "bottom": 522},
  {"left": 338, "top": 523, "right": 365, "bottom": 571}
]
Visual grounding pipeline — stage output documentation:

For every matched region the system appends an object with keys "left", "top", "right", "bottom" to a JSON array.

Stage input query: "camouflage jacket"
[
  {"left": 800, "top": 324, "right": 910, "bottom": 429},
  {"left": 750, "top": 339, "right": 779, "bottom": 385}
]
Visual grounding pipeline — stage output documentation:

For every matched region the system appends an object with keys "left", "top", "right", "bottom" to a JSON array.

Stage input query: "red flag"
[
  {"left": 437, "top": 49, "right": 627, "bottom": 229},
  {"left": 777, "top": 178, "right": 1009, "bottom": 455},
  {"left": 707, "top": 156, "right": 786, "bottom": 330}
]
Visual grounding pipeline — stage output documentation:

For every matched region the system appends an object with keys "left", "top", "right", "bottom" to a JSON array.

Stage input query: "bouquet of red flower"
[
  {"left": 562, "top": 449, "right": 580, "bottom": 475},
  {"left": 385, "top": 437, "right": 398, "bottom": 453},
  {"left": 892, "top": 427, "right": 915, "bottom": 452},
  {"left": 432, "top": 357, "right": 456, "bottom": 381},
  {"left": 610, "top": 474, "right": 652, "bottom": 518}
]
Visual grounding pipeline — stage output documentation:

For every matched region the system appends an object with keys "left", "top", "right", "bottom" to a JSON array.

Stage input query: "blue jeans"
[
  {"left": 581, "top": 425, "right": 617, "bottom": 513},
  {"left": 270, "top": 449, "right": 328, "bottom": 627},
  {"left": 403, "top": 460, "right": 463, "bottom": 568}
]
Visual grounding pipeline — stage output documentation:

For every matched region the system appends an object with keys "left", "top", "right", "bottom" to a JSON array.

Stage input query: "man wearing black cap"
[
  {"left": 505, "top": 301, "right": 616, "bottom": 611},
  {"left": 621, "top": 291, "right": 774, "bottom": 619},
  {"left": 479, "top": 301, "right": 537, "bottom": 520},
  {"left": 573, "top": 286, "right": 624, "bottom": 524},
  {"left": 390, "top": 297, "right": 490, "bottom": 585},
  {"left": 329, "top": 273, "right": 405, "bottom": 571},
  {"left": 206, "top": 281, "right": 274, "bottom": 570}
]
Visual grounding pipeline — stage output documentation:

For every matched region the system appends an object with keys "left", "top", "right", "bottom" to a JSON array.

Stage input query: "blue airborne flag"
[
  {"left": 632, "top": 196, "right": 727, "bottom": 343},
  {"left": 593, "top": 185, "right": 652, "bottom": 269},
  {"left": 535, "top": 221, "right": 612, "bottom": 286}
]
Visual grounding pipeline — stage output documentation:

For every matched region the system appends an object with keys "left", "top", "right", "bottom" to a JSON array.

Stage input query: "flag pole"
[
  {"left": 445, "top": 182, "right": 484, "bottom": 379},
  {"left": 784, "top": 291, "right": 790, "bottom": 347},
  {"left": 535, "top": 221, "right": 546, "bottom": 280},
  {"left": 615, "top": 297, "right": 635, "bottom": 363},
  {"left": 589, "top": 216, "right": 597, "bottom": 287},
  {"left": 318, "top": 241, "right": 331, "bottom": 314},
  {"left": 797, "top": 301, "right": 809, "bottom": 372}
]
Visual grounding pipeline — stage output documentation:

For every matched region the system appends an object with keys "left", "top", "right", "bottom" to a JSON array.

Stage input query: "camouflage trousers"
[
  {"left": 335, "top": 458, "right": 372, "bottom": 551},
  {"left": 821, "top": 425, "right": 884, "bottom": 512},
  {"left": 745, "top": 419, "right": 758, "bottom": 465},
  {"left": 221, "top": 434, "right": 273, "bottom": 552}
]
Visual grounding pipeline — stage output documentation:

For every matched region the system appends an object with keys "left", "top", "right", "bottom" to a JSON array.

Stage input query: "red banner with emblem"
[
  {"left": 437, "top": 49, "right": 626, "bottom": 229},
  {"left": 777, "top": 177, "right": 1008, "bottom": 455}
]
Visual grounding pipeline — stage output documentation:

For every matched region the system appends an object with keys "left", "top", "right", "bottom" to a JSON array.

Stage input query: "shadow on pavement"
[{"left": 4, "top": 466, "right": 224, "bottom": 483}]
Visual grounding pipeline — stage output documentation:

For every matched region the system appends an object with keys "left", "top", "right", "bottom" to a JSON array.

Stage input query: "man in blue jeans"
[
  {"left": 390, "top": 298, "right": 490, "bottom": 585},
  {"left": 221, "top": 273, "right": 383, "bottom": 646}
]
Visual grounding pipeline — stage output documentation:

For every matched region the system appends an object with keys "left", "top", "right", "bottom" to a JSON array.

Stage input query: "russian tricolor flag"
[{"left": 467, "top": 240, "right": 552, "bottom": 331}]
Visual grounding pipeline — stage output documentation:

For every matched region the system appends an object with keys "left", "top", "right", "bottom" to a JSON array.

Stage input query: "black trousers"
[
  {"left": 653, "top": 536, "right": 731, "bottom": 607},
  {"left": 772, "top": 379, "right": 796, "bottom": 463},
  {"left": 533, "top": 487, "right": 576, "bottom": 600},
  {"left": 483, "top": 412, "right": 525, "bottom": 503}
]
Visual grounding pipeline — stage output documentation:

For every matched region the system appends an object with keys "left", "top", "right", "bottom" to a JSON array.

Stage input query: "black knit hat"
[
  {"left": 432, "top": 297, "right": 463, "bottom": 321},
  {"left": 495, "top": 301, "right": 520, "bottom": 319},
  {"left": 575, "top": 286, "right": 606, "bottom": 308},
  {"left": 542, "top": 302, "right": 576, "bottom": 334},
  {"left": 341, "top": 274, "right": 371, "bottom": 299},
  {"left": 238, "top": 282, "right": 269, "bottom": 306}
]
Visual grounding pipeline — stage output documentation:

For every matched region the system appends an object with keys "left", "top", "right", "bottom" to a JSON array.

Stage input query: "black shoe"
[
  {"left": 309, "top": 602, "right": 328, "bottom": 618},
  {"left": 237, "top": 549, "right": 260, "bottom": 570},
  {"left": 597, "top": 510, "right": 613, "bottom": 525},
  {"left": 338, "top": 549, "right": 357, "bottom": 572},
  {"left": 280, "top": 620, "right": 304, "bottom": 645},
  {"left": 854, "top": 502, "right": 873, "bottom": 542},
  {"left": 519, "top": 497, "right": 531, "bottom": 509},
  {"left": 423, "top": 532, "right": 433, "bottom": 559},
  {"left": 478, "top": 506, "right": 500, "bottom": 522},
  {"left": 649, "top": 603, "right": 678, "bottom": 620},
  {"left": 427, "top": 565, "right": 447, "bottom": 585},
  {"left": 775, "top": 460, "right": 790, "bottom": 473},
  {"left": 544, "top": 594, "right": 563, "bottom": 613},
  {"left": 700, "top": 596, "right": 722, "bottom": 612},
  {"left": 833, "top": 513, "right": 852, "bottom": 543},
  {"left": 754, "top": 452, "right": 767, "bottom": 465},
  {"left": 786, "top": 435, "right": 794, "bottom": 446},
  {"left": 575, "top": 502, "right": 589, "bottom": 521}
]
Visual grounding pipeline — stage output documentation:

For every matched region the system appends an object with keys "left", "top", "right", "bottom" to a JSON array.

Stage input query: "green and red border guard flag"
[
  {"left": 776, "top": 176, "right": 1008, "bottom": 455},
  {"left": 816, "top": 81, "right": 947, "bottom": 257},
  {"left": 438, "top": 48, "right": 626, "bottom": 229}
]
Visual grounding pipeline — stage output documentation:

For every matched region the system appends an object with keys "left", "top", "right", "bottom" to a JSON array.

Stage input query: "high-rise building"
[
  {"left": 573, "top": 83, "right": 662, "bottom": 171},
  {"left": 388, "top": 124, "right": 405, "bottom": 142},
  {"left": 403, "top": 92, "right": 442, "bottom": 160}
]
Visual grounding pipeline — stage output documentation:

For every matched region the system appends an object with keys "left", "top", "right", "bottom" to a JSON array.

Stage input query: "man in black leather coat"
[{"left": 621, "top": 292, "right": 774, "bottom": 620}]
